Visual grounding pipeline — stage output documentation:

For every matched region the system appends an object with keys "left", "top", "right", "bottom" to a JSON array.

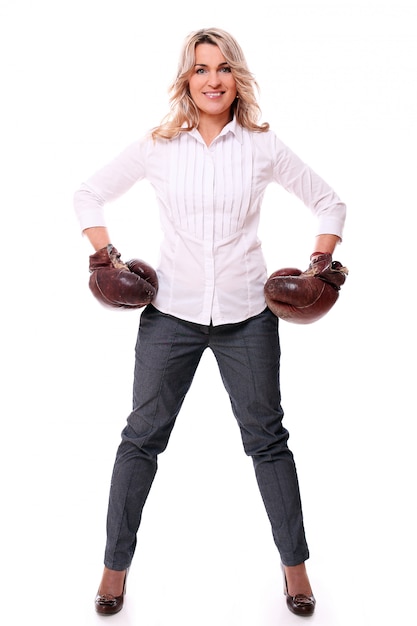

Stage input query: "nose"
[{"left": 207, "top": 71, "right": 221, "bottom": 87}]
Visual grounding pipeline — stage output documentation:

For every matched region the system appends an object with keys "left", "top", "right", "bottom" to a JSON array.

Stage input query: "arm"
[
  {"left": 74, "top": 139, "right": 146, "bottom": 241},
  {"left": 312, "top": 233, "right": 341, "bottom": 256},
  {"left": 309, "top": 233, "right": 342, "bottom": 274},
  {"left": 271, "top": 135, "right": 346, "bottom": 245},
  {"left": 83, "top": 226, "right": 112, "bottom": 252}
]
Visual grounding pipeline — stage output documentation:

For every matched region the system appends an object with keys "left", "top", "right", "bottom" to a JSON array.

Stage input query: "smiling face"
[{"left": 188, "top": 43, "right": 238, "bottom": 125}]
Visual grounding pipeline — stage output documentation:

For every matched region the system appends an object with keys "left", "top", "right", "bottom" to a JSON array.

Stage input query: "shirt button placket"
[{"left": 202, "top": 148, "right": 216, "bottom": 316}]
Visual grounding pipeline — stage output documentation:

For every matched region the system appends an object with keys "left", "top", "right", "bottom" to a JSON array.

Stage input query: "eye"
[
  {"left": 195, "top": 67, "right": 206, "bottom": 74},
  {"left": 220, "top": 66, "right": 232, "bottom": 73}
]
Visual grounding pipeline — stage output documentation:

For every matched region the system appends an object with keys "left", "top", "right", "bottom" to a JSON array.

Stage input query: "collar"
[{"left": 189, "top": 117, "right": 243, "bottom": 145}]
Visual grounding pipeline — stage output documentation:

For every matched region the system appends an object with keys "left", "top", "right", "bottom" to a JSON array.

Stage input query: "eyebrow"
[{"left": 194, "top": 62, "right": 230, "bottom": 68}]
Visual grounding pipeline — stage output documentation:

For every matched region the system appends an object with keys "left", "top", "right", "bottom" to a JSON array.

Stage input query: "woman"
[{"left": 74, "top": 27, "right": 346, "bottom": 618}]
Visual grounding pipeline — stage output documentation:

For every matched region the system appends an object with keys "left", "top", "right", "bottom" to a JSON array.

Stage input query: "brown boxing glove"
[
  {"left": 264, "top": 257, "right": 348, "bottom": 324},
  {"left": 89, "top": 244, "right": 158, "bottom": 309}
]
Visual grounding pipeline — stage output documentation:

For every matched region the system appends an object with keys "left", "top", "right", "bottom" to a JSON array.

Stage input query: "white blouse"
[{"left": 74, "top": 118, "right": 346, "bottom": 325}]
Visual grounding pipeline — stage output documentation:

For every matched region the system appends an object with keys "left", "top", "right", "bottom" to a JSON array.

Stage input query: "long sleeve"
[
  {"left": 73, "top": 138, "right": 148, "bottom": 231},
  {"left": 271, "top": 134, "right": 346, "bottom": 239}
]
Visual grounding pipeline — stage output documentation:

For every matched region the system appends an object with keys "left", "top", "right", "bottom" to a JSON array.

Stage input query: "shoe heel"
[
  {"left": 280, "top": 562, "right": 316, "bottom": 617},
  {"left": 95, "top": 567, "right": 129, "bottom": 616},
  {"left": 281, "top": 563, "right": 288, "bottom": 596}
]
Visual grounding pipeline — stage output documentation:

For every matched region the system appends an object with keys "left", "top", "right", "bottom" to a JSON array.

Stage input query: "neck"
[{"left": 197, "top": 112, "right": 232, "bottom": 146}]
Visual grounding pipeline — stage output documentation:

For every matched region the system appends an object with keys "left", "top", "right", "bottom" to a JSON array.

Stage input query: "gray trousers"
[{"left": 104, "top": 305, "right": 309, "bottom": 569}]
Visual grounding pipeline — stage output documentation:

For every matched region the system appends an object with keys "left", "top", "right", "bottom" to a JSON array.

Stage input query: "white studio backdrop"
[{"left": 1, "top": 1, "right": 416, "bottom": 625}]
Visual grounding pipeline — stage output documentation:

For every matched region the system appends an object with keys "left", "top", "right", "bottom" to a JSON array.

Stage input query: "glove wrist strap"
[{"left": 310, "top": 251, "right": 328, "bottom": 259}]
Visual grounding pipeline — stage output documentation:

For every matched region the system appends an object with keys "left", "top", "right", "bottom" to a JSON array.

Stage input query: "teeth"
[{"left": 205, "top": 92, "right": 222, "bottom": 98}]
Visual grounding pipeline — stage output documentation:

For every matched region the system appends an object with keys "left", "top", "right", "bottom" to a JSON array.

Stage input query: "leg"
[
  {"left": 103, "top": 306, "right": 207, "bottom": 571},
  {"left": 210, "top": 309, "right": 311, "bottom": 582}
]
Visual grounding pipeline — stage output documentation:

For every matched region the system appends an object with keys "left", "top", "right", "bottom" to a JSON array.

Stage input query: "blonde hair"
[{"left": 151, "top": 27, "right": 269, "bottom": 140}]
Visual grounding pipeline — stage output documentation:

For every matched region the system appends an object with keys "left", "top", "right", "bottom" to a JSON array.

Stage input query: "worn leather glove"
[
  {"left": 89, "top": 244, "right": 158, "bottom": 309},
  {"left": 264, "top": 253, "right": 348, "bottom": 324}
]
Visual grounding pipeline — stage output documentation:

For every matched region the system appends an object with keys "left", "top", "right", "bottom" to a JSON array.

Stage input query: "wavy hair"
[{"left": 151, "top": 28, "right": 269, "bottom": 140}]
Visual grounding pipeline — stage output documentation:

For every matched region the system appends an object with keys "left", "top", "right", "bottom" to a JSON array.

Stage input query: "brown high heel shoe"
[
  {"left": 281, "top": 563, "right": 316, "bottom": 617},
  {"left": 95, "top": 568, "right": 129, "bottom": 616}
]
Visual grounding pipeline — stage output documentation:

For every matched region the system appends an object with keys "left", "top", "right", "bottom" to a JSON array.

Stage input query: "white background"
[{"left": 1, "top": 1, "right": 416, "bottom": 624}]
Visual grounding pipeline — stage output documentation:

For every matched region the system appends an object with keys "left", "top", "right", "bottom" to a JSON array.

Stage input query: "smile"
[{"left": 203, "top": 92, "right": 224, "bottom": 98}]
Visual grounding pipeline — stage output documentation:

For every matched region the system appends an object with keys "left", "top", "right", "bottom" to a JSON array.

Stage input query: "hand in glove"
[
  {"left": 89, "top": 244, "right": 158, "bottom": 309},
  {"left": 264, "top": 253, "right": 348, "bottom": 324}
]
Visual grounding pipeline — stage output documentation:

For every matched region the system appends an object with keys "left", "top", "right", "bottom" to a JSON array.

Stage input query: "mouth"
[{"left": 203, "top": 91, "right": 225, "bottom": 99}]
